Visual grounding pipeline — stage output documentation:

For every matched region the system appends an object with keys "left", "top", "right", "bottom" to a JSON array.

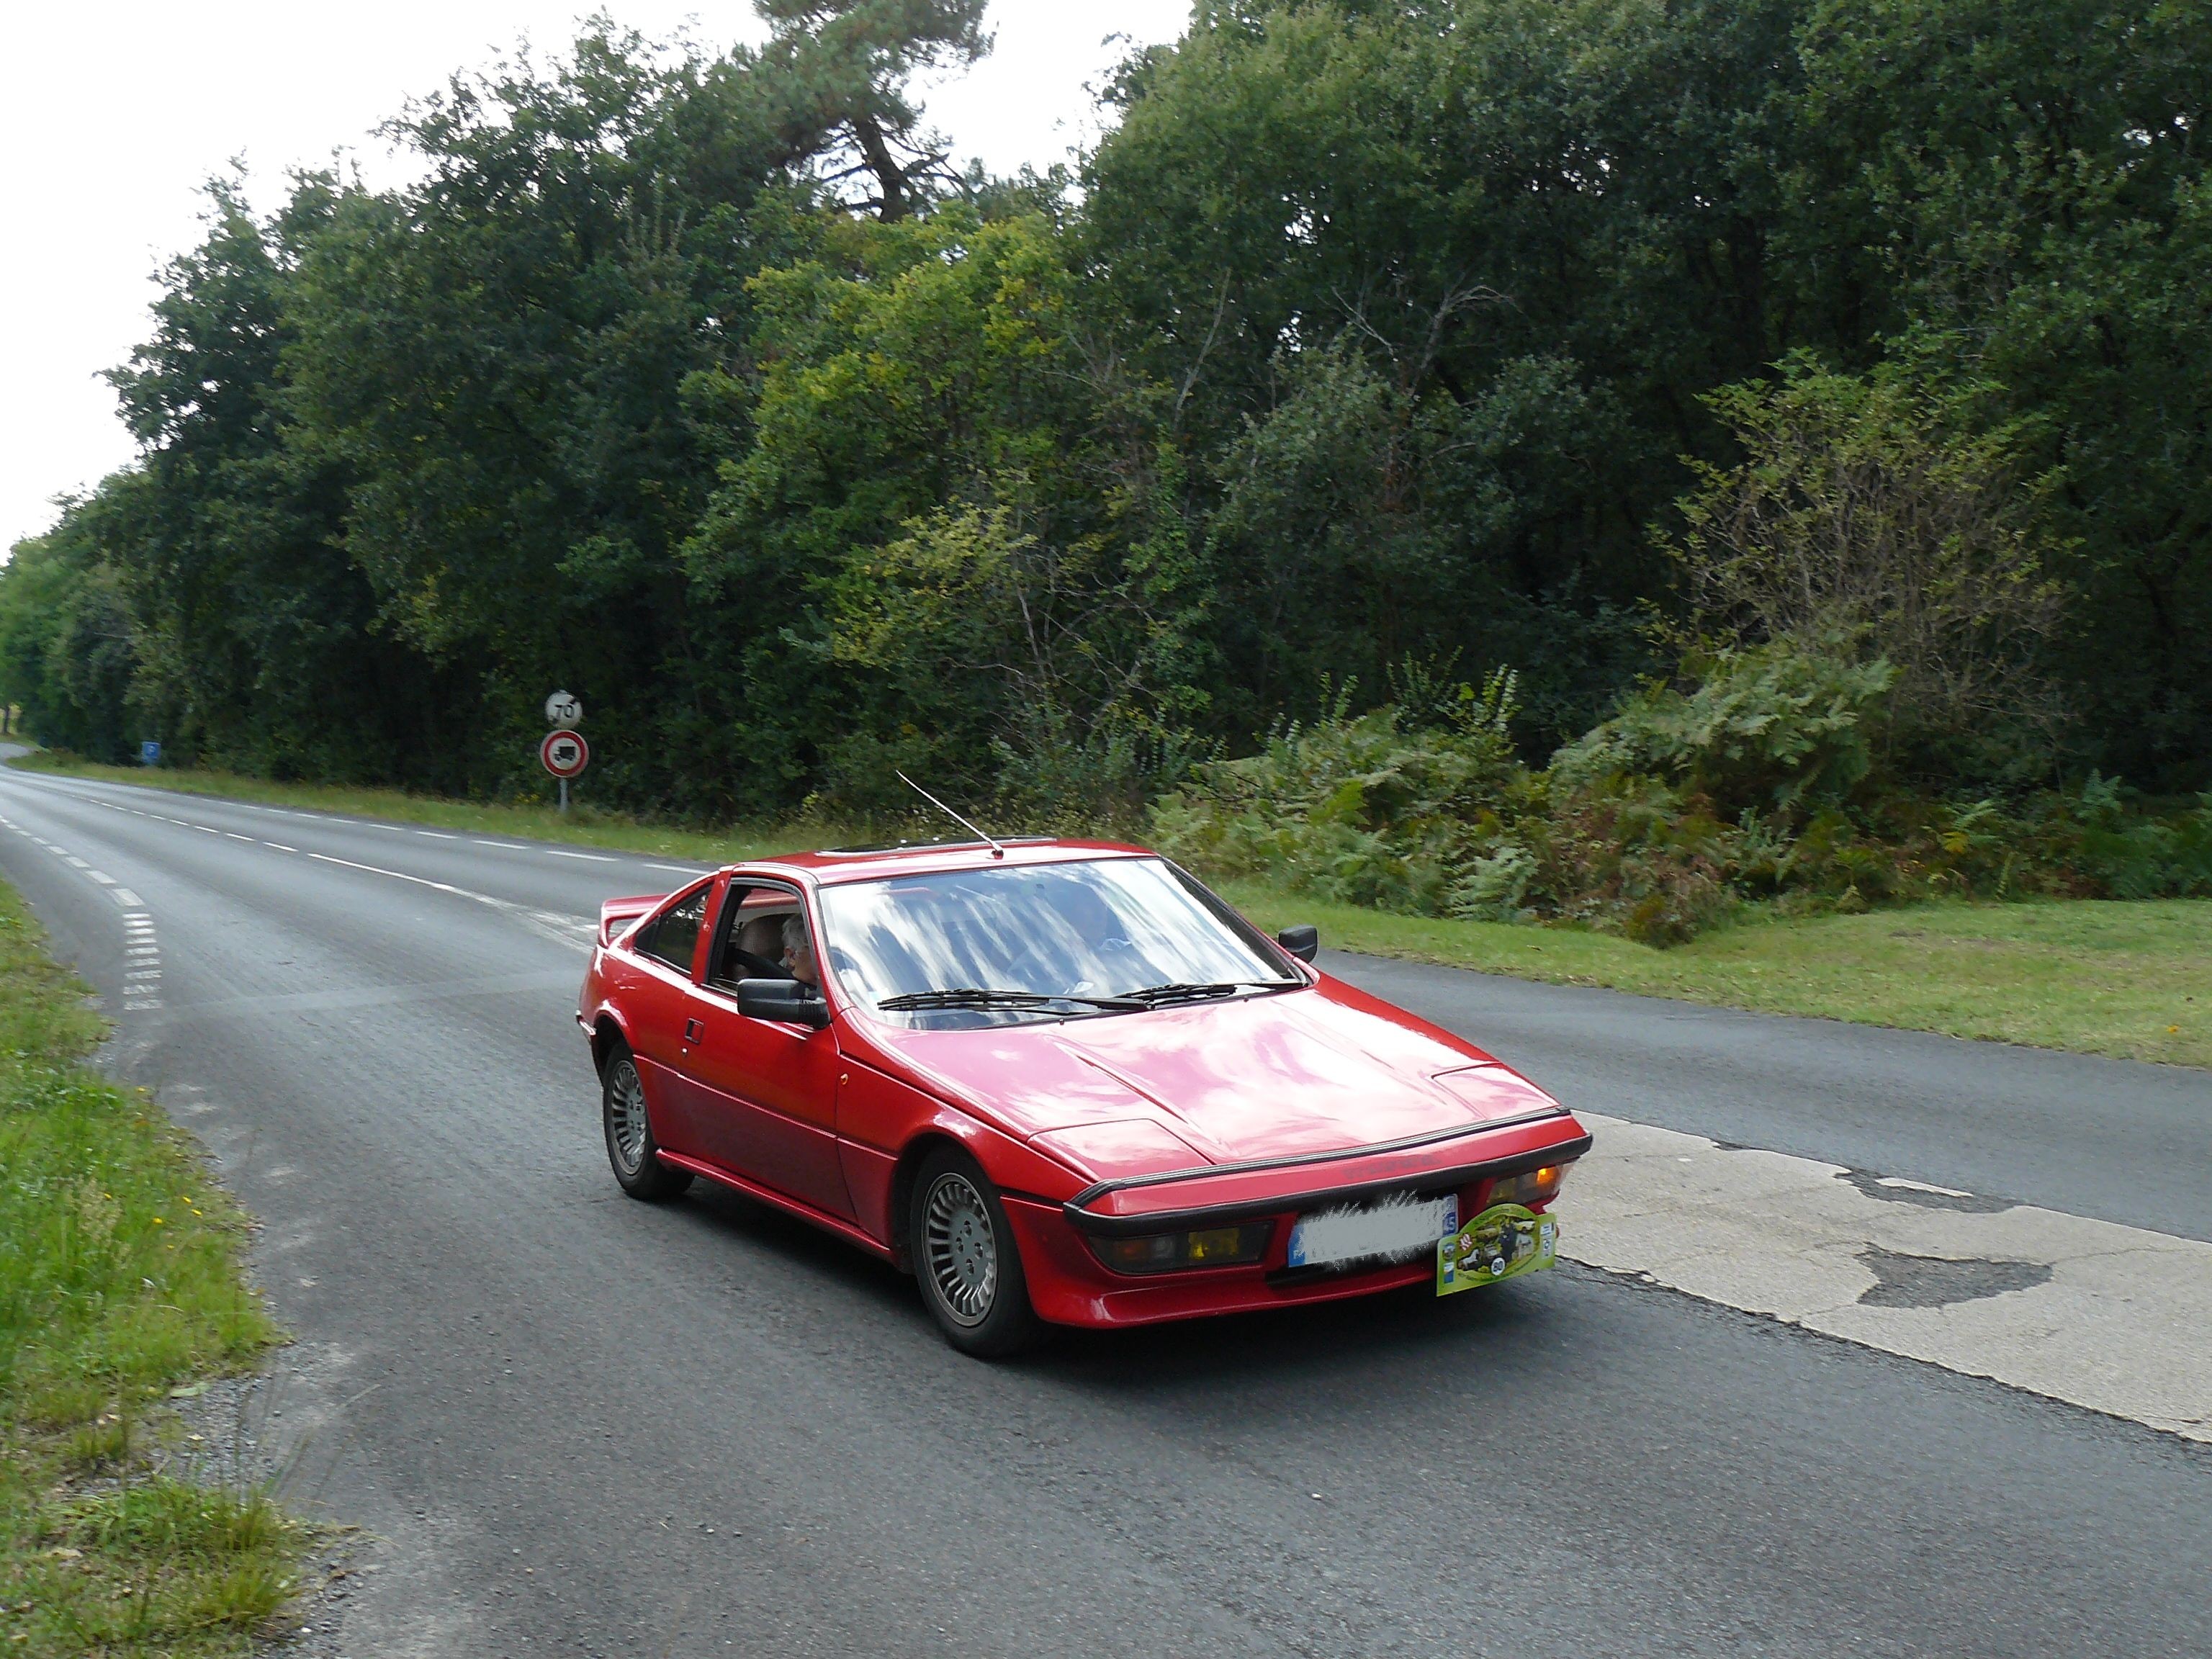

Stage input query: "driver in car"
[
  {"left": 782, "top": 914, "right": 820, "bottom": 992},
  {"left": 729, "top": 913, "right": 787, "bottom": 979}
]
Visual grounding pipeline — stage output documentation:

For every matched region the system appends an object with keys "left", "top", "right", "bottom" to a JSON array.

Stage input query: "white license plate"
[{"left": 1285, "top": 1192, "right": 1458, "bottom": 1270}]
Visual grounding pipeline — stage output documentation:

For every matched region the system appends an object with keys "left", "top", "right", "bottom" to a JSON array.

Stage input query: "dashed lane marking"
[
  {"left": 12, "top": 776, "right": 710, "bottom": 879},
  {"left": 0, "top": 814, "right": 150, "bottom": 913}
]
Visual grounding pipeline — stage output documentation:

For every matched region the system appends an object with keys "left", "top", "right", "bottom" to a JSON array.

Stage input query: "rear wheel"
[
  {"left": 602, "top": 1047, "right": 692, "bottom": 1202},
  {"left": 910, "top": 1147, "right": 1042, "bottom": 1357}
]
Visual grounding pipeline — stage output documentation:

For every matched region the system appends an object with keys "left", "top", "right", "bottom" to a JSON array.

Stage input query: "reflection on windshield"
[{"left": 817, "top": 858, "right": 1297, "bottom": 1026}]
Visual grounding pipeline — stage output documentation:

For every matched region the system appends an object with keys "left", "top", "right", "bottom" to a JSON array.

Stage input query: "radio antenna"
[{"left": 896, "top": 772, "right": 1007, "bottom": 859}]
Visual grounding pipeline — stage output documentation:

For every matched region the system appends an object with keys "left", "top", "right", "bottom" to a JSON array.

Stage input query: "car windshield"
[{"left": 817, "top": 857, "right": 1300, "bottom": 1027}]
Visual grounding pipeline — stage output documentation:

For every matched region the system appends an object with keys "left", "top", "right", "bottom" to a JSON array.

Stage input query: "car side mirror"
[
  {"left": 1277, "top": 924, "right": 1318, "bottom": 963},
  {"left": 735, "top": 978, "right": 831, "bottom": 1029}
]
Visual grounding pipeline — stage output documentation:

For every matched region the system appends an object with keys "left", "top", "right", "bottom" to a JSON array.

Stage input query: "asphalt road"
[{"left": 1, "top": 760, "right": 2206, "bottom": 1658}]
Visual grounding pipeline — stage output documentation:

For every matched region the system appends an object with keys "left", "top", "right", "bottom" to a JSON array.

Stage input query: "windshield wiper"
[
  {"left": 1114, "top": 981, "right": 1290, "bottom": 1007},
  {"left": 876, "top": 988, "right": 1145, "bottom": 1013}
]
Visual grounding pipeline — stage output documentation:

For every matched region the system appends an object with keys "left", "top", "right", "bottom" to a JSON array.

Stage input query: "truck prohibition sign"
[{"left": 541, "top": 729, "right": 590, "bottom": 779}]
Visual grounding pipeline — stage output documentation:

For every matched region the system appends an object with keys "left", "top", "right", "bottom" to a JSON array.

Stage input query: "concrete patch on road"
[{"left": 1565, "top": 1112, "right": 2212, "bottom": 1443}]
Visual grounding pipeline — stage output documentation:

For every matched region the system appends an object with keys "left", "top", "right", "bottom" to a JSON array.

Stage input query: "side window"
[
  {"left": 638, "top": 887, "right": 709, "bottom": 976},
  {"left": 709, "top": 884, "right": 804, "bottom": 988}
]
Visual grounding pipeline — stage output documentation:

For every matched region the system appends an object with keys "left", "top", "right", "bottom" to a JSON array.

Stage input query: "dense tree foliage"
[{"left": 4, "top": 0, "right": 2206, "bottom": 821}]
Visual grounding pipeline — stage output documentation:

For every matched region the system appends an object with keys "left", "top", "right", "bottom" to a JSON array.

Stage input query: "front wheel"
[
  {"left": 910, "top": 1148, "right": 1042, "bottom": 1357},
  {"left": 602, "top": 1048, "right": 693, "bottom": 1202}
]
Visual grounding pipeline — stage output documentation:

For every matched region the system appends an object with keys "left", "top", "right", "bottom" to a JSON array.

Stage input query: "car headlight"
[
  {"left": 1486, "top": 1164, "right": 1569, "bottom": 1208},
  {"left": 1090, "top": 1222, "right": 1272, "bottom": 1274}
]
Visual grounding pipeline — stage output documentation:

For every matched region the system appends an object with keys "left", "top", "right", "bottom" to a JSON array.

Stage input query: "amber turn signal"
[
  {"left": 1486, "top": 1164, "right": 1568, "bottom": 1208},
  {"left": 1091, "top": 1223, "right": 1272, "bottom": 1275}
]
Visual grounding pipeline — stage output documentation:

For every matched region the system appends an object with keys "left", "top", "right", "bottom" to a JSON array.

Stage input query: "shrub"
[
  {"left": 1155, "top": 647, "right": 2211, "bottom": 945},
  {"left": 1150, "top": 676, "right": 1521, "bottom": 914},
  {"left": 1550, "top": 642, "right": 1894, "bottom": 815},
  {"left": 1661, "top": 355, "right": 2069, "bottom": 781}
]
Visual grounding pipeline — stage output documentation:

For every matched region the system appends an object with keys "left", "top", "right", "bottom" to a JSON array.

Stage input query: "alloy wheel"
[
  {"left": 922, "top": 1172, "right": 999, "bottom": 1327},
  {"left": 607, "top": 1057, "right": 649, "bottom": 1175}
]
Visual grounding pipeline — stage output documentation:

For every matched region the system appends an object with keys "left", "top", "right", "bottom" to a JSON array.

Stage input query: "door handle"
[{"left": 684, "top": 1017, "right": 705, "bottom": 1043}]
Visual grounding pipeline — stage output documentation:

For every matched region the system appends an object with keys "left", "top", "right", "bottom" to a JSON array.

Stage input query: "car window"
[
  {"left": 707, "top": 885, "right": 802, "bottom": 987},
  {"left": 637, "top": 886, "right": 709, "bottom": 976},
  {"left": 817, "top": 857, "right": 1297, "bottom": 1025}
]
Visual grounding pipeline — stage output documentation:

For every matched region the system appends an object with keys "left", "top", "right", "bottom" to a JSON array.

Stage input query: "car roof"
[{"left": 725, "top": 837, "right": 1154, "bottom": 888}]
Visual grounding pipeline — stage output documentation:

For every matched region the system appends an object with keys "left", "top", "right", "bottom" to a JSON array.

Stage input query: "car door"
[
  {"left": 677, "top": 882, "right": 853, "bottom": 1218},
  {"left": 620, "top": 878, "right": 718, "bottom": 1157}
]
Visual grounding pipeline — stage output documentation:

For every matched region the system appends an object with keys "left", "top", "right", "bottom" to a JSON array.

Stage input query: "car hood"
[{"left": 858, "top": 980, "right": 1563, "bottom": 1182}]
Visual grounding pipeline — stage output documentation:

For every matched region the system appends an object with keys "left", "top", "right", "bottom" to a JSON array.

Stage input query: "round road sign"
[
  {"left": 541, "top": 729, "right": 590, "bottom": 778},
  {"left": 544, "top": 689, "right": 583, "bottom": 728}
]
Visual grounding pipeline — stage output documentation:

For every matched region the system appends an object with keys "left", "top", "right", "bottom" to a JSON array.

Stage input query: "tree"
[
  {"left": 1663, "top": 356, "right": 2067, "bottom": 779},
  {"left": 753, "top": 0, "right": 990, "bottom": 220}
]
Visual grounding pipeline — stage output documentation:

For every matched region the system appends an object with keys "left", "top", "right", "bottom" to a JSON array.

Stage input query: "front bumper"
[{"left": 1007, "top": 1111, "right": 1591, "bottom": 1328}]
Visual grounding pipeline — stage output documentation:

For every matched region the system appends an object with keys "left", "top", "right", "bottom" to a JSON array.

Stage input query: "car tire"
[
  {"left": 601, "top": 1046, "right": 693, "bottom": 1202},
  {"left": 909, "top": 1146, "right": 1043, "bottom": 1358}
]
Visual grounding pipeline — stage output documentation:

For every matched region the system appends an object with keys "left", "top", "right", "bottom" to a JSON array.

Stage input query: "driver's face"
[{"left": 784, "top": 938, "right": 819, "bottom": 989}]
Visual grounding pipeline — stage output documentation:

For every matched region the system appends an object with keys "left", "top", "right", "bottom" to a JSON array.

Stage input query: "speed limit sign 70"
[{"left": 541, "top": 729, "right": 590, "bottom": 778}]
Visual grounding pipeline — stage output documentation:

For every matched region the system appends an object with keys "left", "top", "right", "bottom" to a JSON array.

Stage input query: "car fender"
[
  {"left": 578, "top": 975, "right": 638, "bottom": 1075},
  {"left": 837, "top": 1056, "right": 1089, "bottom": 1264}
]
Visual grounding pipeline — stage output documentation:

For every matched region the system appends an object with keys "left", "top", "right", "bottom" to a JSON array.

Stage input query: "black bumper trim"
[{"left": 1061, "top": 1130, "right": 1593, "bottom": 1239}]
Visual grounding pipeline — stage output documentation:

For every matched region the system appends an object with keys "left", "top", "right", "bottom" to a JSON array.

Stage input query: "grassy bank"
[
  {"left": 0, "top": 878, "right": 302, "bottom": 1653},
  {"left": 13, "top": 750, "right": 2207, "bottom": 1069},
  {"left": 1224, "top": 883, "right": 2212, "bottom": 1069}
]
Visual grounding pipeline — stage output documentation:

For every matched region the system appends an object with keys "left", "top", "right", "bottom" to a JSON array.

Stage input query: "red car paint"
[{"left": 577, "top": 840, "right": 1589, "bottom": 1330}]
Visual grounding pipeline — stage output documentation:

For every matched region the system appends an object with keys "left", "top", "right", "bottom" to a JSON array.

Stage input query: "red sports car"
[{"left": 577, "top": 839, "right": 1590, "bottom": 1355}]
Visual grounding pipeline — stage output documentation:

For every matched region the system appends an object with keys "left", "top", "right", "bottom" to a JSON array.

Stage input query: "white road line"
[
  {"left": 117, "top": 909, "right": 161, "bottom": 1013},
  {"left": 307, "top": 851, "right": 479, "bottom": 898},
  {"left": 1564, "top": 1112, "right": 2212, "bottom": 1443},
  {"left": 646, "top": 863, "right": 707, "bottom": 875},
  {"left": 544, "top": 849, "right": 615, "bottom": 863},
  {"left": 225, "top": 832, "right": 254, "bottom": 842},
  {"left": 112, "top": 889, "right": 143, "bottom": 907},
  {"left": 264, "top": 842, "right": 297, "bottom": 853},
  {"left": 87, "top": 871, "right": 115, "bottom": 885},
  {"left": 300, "top": 850, "right": 595, "bottom": 955},
  {"left": 472, "top": 840, "right": 529, "bottom": 850},
  {"left": 415, "top": 831, "right": 458, "bottom": 840}
]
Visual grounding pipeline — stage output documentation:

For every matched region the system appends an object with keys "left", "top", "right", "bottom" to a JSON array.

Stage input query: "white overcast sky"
[{"left": 1, "top": 1, "right": 1192, "bottom": 553}]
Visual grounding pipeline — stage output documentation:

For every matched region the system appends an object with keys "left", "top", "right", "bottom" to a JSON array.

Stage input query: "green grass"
[
  {"left": 0, "top": 878, "right": 304, "bottom": 1655},
  {"left": 15, "top": 749, "right": 2206, "bottom": 1069},
  {"left": 1224, "top": 882, "right": 2212, "bottom": 1069}
]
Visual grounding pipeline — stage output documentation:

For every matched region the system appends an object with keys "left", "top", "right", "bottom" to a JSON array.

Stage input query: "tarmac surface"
[{"left": 0, "top": 757, "right": 2204, "bottom": 1658}]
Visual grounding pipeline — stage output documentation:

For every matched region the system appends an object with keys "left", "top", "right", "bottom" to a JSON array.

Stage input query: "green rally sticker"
[{"left": 1437, "top": 1202, "right": 1558, "bottom": 1296}]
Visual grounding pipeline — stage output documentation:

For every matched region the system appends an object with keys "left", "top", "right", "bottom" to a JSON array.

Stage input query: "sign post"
[{"left": 541, "top": 691, "right": 585, "bottom": 812}]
